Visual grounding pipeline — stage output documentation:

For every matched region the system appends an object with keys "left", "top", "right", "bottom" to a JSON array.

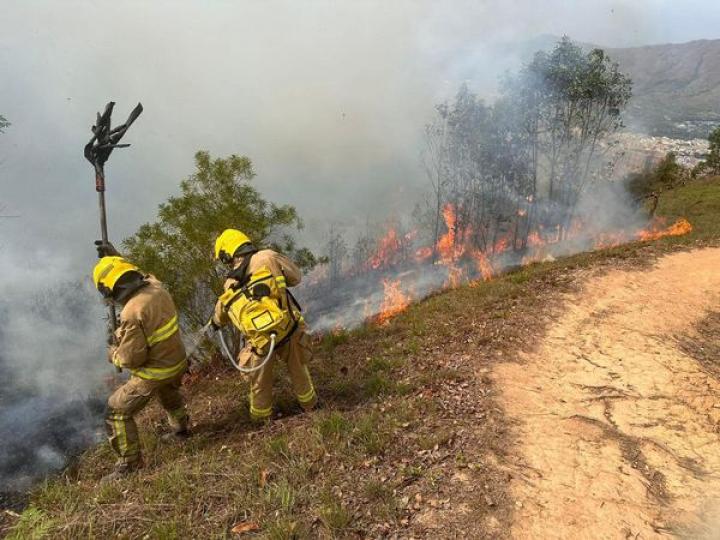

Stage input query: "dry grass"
[{"left": 6, "top": 177, "right": 720, "bottom": 539}]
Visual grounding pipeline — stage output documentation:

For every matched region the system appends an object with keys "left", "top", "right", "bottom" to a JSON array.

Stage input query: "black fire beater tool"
[{"left": 84, "top": 101, "right": 143, "bottom": 372}]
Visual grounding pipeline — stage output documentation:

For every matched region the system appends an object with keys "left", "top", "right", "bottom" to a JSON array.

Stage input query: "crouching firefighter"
[
  {"left": 211, "top": 229, "right": 317, "bottom": 422},
  {"left": 92, "top": 248, "right": 189, "bottom": 479}
]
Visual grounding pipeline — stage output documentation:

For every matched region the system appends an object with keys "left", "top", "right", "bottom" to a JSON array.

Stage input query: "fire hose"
[
  {"left": 187, "top": 322, "right": 277, "bottom": 374},
  {"left": 217, "top": 329, "right": 276, "bottom": 374}
]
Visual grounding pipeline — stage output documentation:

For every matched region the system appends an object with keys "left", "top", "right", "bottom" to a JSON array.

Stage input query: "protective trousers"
[
  {"left": 242, "top": 330, "right": 316, "bottom": 421},
  {"left": 106, "top": 372, "right": 187, "bottom": 464}
]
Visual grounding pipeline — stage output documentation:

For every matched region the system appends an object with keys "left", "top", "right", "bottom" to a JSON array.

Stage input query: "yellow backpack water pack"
[{"left": 218, "top": 266, "right": 300, "bottom": 353}]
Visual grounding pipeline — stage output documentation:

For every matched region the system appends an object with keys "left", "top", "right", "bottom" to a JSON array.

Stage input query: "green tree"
[
  {"left": 507, "top": 37, "right": 632, "bottom": 235},
  {"left": 693, "top": 127, "right": 720, "bottom": 177},
  {"left": 421, "top": 37, "right": 632, "bottom": 250},
  {"left": 123, "top": 151, "right": 316, "bottom": 327},
  {"left": 626, "top": 152, "right": 684, "bottom": 201}
]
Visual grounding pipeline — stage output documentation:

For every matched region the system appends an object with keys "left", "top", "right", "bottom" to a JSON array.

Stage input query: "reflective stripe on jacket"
[{"left": 112, "top": 276, "right": 187, "bottom": 380}]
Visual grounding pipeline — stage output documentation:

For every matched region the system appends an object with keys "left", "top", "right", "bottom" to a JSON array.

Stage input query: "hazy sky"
[{"left": 2, "top": 0, "right": 720, "bottom": 279}]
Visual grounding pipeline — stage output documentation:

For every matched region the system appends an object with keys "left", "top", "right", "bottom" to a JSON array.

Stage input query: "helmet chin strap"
[
  {"left": 234, "top": 243, "right": 257, "bottom": 258},
  {"left": 230, "top": 245, "right": 258, "bottom": 267},
  {"left": 112, "top": 273, "right": 149, "bottom": 304}
]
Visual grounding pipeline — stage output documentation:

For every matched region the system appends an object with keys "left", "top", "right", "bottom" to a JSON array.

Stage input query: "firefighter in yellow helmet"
[
  {"left": 93, "top": 243, "right": 189, "bottom": 480},
  {"left": 211, "top": 229, "right": 317, "bottom": 422}
]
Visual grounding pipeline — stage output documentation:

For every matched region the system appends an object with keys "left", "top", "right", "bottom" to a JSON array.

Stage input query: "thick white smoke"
[
  {"left": 0, "top": 0, "right": 709, "bottom": 270},
  {"left": 0, "top": 248, "right": 108, "bottom": 490}
]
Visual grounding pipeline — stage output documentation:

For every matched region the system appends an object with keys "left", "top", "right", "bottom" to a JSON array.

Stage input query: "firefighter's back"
[{"left": 122, "top": 276, "right": 186, "bottom": 371}]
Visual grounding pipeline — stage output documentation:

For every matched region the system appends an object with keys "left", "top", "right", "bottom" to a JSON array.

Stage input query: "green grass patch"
[
  {"left": 265, "top": 435, "right": 290, "bottom": 460},
  {"left": 6, "top": 508, "right": 55, "bottom": 540},
  {"left": 363, "top": 372, "right": 395, "bottom": 397},
  {"left": 318, "top": 495, "right": 352, "bottom": 533},
  {"left": 352, "top": 411, "right": 392, "bottom": 455},
  {"left": 264, "top": 478, "right": 297, "bottom": 513},
  {"left": 149, "top": 520, "right": 180, "bottom": 540},
  {"left": 656, "top": 177, "right": 720, "bottom": 241},
  {"left": 320, "top": 329, "right": 350, "bottom": 352},
  {"left": 265, "top": 518, "right": 305, "bottom": 540},
  {"left": 315, "top": 410, "right": 352, "bottom": 442}
]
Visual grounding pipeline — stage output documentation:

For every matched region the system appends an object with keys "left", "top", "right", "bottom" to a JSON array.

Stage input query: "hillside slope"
[{"left": 4, "top": 177, "right": 720, "bottom": 538}]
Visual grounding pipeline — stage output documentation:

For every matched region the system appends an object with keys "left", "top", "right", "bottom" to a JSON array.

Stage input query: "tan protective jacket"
[
  {"left": 213, "top": 249, "right": 302, "bottom": 327},
  {"left": 111, "top": 276, "right": 187, "bottom": 380}
]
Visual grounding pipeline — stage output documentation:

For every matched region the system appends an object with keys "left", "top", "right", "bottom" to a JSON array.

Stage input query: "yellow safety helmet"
[
  {"left": 214, "top": 229, "right": 253, "bottom": 264},
  {"left": 93, "top": 256, "right": 140, "bottom": 298}
]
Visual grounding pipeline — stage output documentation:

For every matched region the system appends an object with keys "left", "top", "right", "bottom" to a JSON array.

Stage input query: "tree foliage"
[
  {"left": 0, "top": 114, "right": 9, "bottom": 134},
  {"left": 626, "top": 152, "right": 685, "bottom": 201},
  {"left": 420, "top": 36, "right": 632, "bottom": 250},
  {"left": 692, "top": 126, "right": 720, "bottom": 177},
  {"left": 123, "top": 151, "right": 317, "bottom": 327},
  {"left": 513, "top": 38, "right": 632, "bottom": 212}
]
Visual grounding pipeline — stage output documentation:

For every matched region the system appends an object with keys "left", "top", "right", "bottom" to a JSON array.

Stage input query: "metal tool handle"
[
  {"left": 98, "top": 183, "right": 121, "bottom": 373},
  {"left": 184, "top": 321, "right": 213, "bottom": 359},
  {"left": 86, "top": 101, "right": 144, "bottom": 374}
]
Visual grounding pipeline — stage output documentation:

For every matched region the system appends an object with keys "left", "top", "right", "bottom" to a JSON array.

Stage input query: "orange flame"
[
  {"left": 637, "top": 218, "right": 692, "bottom": 241},
  {"left": 567, "top": 218, "right": 584, "bottom": 239},
  {"left": 361, "top": 199, "right": 692, "bottom": 328},
  {"left": 593, "top": 231, "right": 627, "bottom": 250},
  {"left": 369, "top": 228, "right": 401, "bottom": 269},
  {"left": 415, "top": 246, "right": 433, "bottom": 262},
  {"left": 437, "top": 204, "right": 461, "bottom": 262},
  {"left": 526, "top": 231, "right": 544, "bottom": 248},
  {"left": 446, "top": 265, "right": 466, "bottom": 289},
  {"left": 472, "top": 251, "right": 494, "bottom": 282},
  {"left": 493, "top": 235, "right": 510, "bottom": 255},
  {"left": 332, "top": 323, "right": 344, "bottom": 336},
  {"left": 376, "top": 278, "right": 411, "bottom": 324}
]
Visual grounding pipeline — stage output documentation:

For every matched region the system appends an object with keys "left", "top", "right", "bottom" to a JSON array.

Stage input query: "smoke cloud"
[
  {"left": 1, "top": 1, "right": 719, "bottom": 268},
  {"left": 298, "top": 179, "right": 649, "bottom": 333},
  {"left": 0, "top": 248, "right": 107, "bottom": 490},
  {"left": 1, "top": 0, "right": 718, "bottom": 489}
]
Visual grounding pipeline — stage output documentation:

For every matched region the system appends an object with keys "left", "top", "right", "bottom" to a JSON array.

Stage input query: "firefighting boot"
[
  {"left": 100, "top": 456, "right": 144, "bottom": 484},
  {"left": 160, "top": 427, "right": 192, "bottom": 442},
  {"left": 160, "top": 413, "right": 191, "bottom": 442}
]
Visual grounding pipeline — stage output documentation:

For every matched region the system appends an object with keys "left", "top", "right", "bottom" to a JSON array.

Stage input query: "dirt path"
[{"left": 495, "top": 248, "right": 720, "bottom": 539}]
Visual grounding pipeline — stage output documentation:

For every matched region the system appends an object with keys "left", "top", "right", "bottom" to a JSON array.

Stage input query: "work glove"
[
  {"left": 107, "top": 344, "right": 118, "bottom": 364},
  {"left": 208, "top": 317, "right": 221, "bottom": 332},
  {"left": 95, "top": 240, "right": 120, "bottom": 258}
]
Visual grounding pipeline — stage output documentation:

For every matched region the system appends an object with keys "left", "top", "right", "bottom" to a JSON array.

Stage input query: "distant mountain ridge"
[
  {"left": 607, "top": 39, "right": 720, "bottom": 137},
  {"left": 503, "top": 36, "right": 720, "bottom": 138}
]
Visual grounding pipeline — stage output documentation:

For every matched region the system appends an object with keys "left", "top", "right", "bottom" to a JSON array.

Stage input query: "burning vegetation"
[
  {"left": 301, "top": 202, "right": 693, "bottom": 330},
  {"left": 299, "top": 38, "right": 698, "bottom": 330},
  {"left": 375, "top": 279, "right": 412, "bottom": 325}
]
